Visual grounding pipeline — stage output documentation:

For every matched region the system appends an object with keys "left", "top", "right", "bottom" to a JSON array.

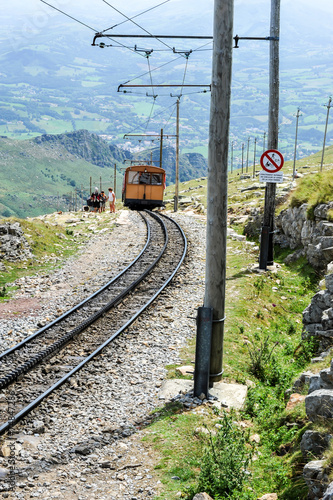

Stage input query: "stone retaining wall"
[{"left": 275, "top": 202, "right": 333, "bottom": 269}]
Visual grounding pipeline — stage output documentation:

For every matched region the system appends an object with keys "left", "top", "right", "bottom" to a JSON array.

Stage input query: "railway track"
[{"left": 0, "top": 210, "right": 187, "bottom": 435}]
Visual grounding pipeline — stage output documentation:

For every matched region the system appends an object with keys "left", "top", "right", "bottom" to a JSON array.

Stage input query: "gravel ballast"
[{"left": 0, "top": 209, "right": 207, "bottom": 499}]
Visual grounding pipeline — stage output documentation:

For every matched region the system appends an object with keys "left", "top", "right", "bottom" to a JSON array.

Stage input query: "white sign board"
[{"left": 259, "top": 171, "right": 284, "bottom": 183}]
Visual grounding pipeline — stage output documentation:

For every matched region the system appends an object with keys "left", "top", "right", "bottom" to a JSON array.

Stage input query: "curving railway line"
[{"left": 0, "top": 210, "right": 187, "bottom": 436}]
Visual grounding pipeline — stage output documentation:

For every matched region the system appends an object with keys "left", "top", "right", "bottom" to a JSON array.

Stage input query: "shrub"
[{"left": 185, "top": 412, "right": 254, "bottom": 499}]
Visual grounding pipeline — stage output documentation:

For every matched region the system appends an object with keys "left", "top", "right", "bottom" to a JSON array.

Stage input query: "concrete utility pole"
[
  {"left": 259, "top": 0, "right": 280, "bottom": 269},
  {"left": 197, "top": 0, "right": 233, "bottom": 391},
  {"left": 246, "top": 137, "right": 250, "bottom": 173},
  {"left": 174, "top": 99, "right": 180, "bottom": 212},
  {"left": 241, "top": 143, "right": 244, "bottom": 173},
  {"left": 252, "top": 137, "right": 257, "bottom": 178},
  {"left": 293, "top": 108, "right": 301, "bottom": 179},
  {"left": 321, "top": 97, "right": 332, "bottom": 171},
  {"left": 263, "top": 131, "right": 266, "bottom": 154}
]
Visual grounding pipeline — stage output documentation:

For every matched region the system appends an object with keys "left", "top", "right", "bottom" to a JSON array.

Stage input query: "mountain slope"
[{"left": 0, "top": 130, "right": 207, "bottom": 218}]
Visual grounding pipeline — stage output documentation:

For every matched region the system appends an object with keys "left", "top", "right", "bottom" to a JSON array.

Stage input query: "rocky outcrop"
[
  {"left": 0, "top": 222, "right": 32, "bottom": 264},
  {"left": 34, "top": 129, "right": 130, "bottom": 169},
  {"left": 303, "top": 460, "right": 330, "bottom": 500},
  {"left": 275, "top": 202, "right": 333, "bottom": 269},
  {"left": 303, "top": 262, "right": 333, "bottom": 350}
]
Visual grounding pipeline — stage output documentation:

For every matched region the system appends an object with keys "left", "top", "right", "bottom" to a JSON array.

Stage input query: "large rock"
[
  {"left": 305, "top": 389, "right": 333, "bottom": 421},
  {"left": 303, "top": 460, "right": 330, "bottom": 500},
  {"left": 300, "top": 430, "right": 332, "bottom": 458},
  {"left": 0, "top": 222, "right": 32, "bottom": 262}
]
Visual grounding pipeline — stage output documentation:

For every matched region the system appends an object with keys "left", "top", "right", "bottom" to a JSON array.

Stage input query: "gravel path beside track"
[{"left": 0, "top": 209, "right": 207, "bottom": 499}]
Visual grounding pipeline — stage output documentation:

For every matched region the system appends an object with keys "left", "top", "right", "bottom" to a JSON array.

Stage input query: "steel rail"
[
  {"left": 0, "top": 212, "right": 150, "bottom": 362},
  {"left": 0, "top": 212, "right": 186, "bottom": 435},
  {"left": 0, "top": 212, "right": 168, "bottom": 390}
]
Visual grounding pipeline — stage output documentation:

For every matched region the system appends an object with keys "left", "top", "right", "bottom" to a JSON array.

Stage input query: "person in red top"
[{"left": 108, "top": 187, "right": 116, "bottom": 213}]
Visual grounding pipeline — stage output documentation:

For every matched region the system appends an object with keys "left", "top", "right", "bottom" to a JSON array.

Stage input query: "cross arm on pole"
[{"left": 233, "top": 34, "right": 279, "bottom": 48}]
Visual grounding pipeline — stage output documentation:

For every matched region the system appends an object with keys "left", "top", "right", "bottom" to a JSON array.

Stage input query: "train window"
[
  {"left": 139, "top": 172, "right": 150, "bottom": 184},
  {"left": 151, "top": 174, "right": 162, "bottom": 185},
  {"left": 128, "top": 171, "right": 140, "bottom": 184}
]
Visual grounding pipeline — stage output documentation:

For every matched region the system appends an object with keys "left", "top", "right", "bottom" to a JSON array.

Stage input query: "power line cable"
[
  {"left": 101, "top": 0, "right": 182, "bottom": 55},
  {"left": 100, "top": 0, "right": 170, "bottom": 33},
  {"left": 40, "top": 0, "right": 147, "bottom": 57},
  {"left": 119, "top": 54, "right": 184, "bottom": 86}
]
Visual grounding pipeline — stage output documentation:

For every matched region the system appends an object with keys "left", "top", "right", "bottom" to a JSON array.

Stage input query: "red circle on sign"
[{"left": 260, "top": 149, "right": 284, "bottom": 173}]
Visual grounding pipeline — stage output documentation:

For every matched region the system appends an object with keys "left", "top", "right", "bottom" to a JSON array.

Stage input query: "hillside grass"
[{"left": 0, "top": 211, "right": 116, "bottom": 300}]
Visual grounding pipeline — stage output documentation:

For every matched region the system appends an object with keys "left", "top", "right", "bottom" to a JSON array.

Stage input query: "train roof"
[{"left": 124, "top": 164, "right": 165, "bottom": 174}]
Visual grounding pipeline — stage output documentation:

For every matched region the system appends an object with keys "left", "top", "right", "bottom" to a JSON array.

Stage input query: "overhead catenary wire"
[
  {"left": 39, "top": 0, "right": 147, "bottom": 57},
  {"left": 117, "top": 39, "right": 213, "bottom": 89},
  {"left": 100, "top": 0, "right": 170, "bottom": 33},
  {"left": 101, "top": 0, "right": 182, "bottom": 55}
]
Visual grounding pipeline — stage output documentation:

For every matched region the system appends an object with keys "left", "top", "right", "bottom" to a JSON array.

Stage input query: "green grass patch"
[{"left": 290, "top": 170, "right": 333, "bottom": 219}]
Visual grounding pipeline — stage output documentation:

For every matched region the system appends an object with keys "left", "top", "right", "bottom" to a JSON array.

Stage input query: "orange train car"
[{"left": 122, "top": 164, "right": 166, "bottom": 210}]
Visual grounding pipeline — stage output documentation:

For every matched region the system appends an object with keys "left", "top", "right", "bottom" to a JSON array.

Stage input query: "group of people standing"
[{"left": 87, "top": 187, "right": 116, "bottom": 213}]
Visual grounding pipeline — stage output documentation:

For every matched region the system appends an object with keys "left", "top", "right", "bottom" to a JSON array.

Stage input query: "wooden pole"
[
  {"left": 204, "top": 0, "right": 234, "bottom": 385},
  {"left": 293, "top": 108, "right": 301, "bottom": 179},
  {"left": 174, "top": 99, "right": 180, "bottom": 212},
  {"left": 259, "top": 0, "right": 280, "bottom": 269},
  {"left": 321, "top": 97, "right": 332, "bottom": 171},
  {"left": 114, "top": 163, "right": 117, "bottom": 197}
]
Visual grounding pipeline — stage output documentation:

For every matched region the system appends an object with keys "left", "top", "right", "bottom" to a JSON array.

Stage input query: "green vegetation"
[
  {"left": 0, "top": 211, "right": 115, "bottom": 301},
  {"left": 290, "top": 169, "right": 333, "bottom": 219}
]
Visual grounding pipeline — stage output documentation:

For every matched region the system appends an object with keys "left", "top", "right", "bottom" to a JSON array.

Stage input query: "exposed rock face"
[
  {"left": 302, "top": 268, "right": 333, "bottom": 349},
  {"left": 0, "top": 222, "right": 32, "bottom": 263},
  {"left": 275, "top": 202, "right": 333, "bottom": 269}
]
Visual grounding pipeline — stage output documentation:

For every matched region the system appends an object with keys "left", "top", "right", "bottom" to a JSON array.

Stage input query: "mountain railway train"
[{"left": 122, "top": 164, "right": 166, "bottom": 210}]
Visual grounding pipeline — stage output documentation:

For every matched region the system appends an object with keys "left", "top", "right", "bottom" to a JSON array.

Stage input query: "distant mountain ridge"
[
  {"left": 34, "top": 130, "right": 131, "bottom": 168},
  {"left": 0, "top": 130, "right": 207, "bottom": 218}
]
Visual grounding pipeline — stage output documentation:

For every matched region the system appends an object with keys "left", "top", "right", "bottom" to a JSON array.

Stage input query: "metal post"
[
  {"left": 174, "top": 99, "right": 180, "bottom": 212},
  {"left": 159, "top": 128, "right": 164, "bottom": 169},
  {"left": 246, "top": 137, "right": 250, "bottom": 173},
  {"left": 259, "top": 0, "right": 280, "bottom": 269},
  {"left": 252, "top": 137, "right": 257, "bottom": 178},
  {"left": 321, "top": 97, "right": 332, "bottom": 171},
  {"left": 241, "top": 143, "right": 244, "bottom": 174},
  {"left": 203, "top": 0, "right": 233, "bottom": 386},
  {"left": 293, "top": 108, "right": 301, "bottom": 179},
  {"left": 194, "top": 307, "right": 213, "bottom": 398}
]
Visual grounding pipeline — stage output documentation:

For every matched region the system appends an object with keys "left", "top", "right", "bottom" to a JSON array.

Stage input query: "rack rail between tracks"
[{"left": 0, "top": 210, "right": 187, "bottom": 435}]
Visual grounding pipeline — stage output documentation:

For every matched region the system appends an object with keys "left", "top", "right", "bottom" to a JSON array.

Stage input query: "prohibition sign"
[{"left": 260, "top": 149, "right": 284, "bottom": 173}]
